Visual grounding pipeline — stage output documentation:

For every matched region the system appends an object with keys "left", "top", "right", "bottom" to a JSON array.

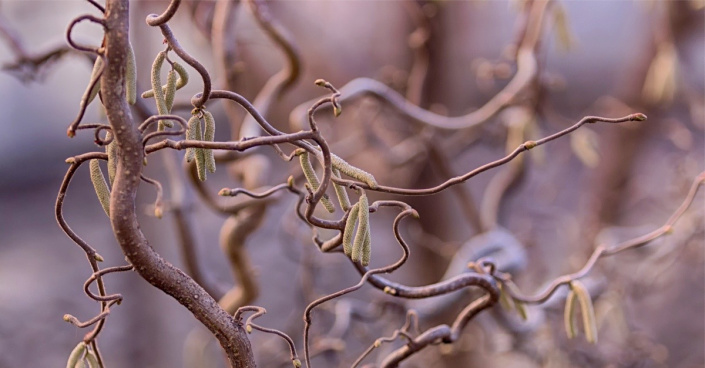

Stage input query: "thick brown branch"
[{"left": 101, "top": 1, "right": 254, "bottom": 366}]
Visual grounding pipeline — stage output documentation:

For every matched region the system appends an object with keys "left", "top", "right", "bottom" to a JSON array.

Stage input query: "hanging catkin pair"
[
  {"left": 497, "top": 283, "right": 528, "bottom": 321},
  {"left": 66, "top": 341, "right": 100, "bottom": 368},
  {"left": 141, "top": 61, "right": 188, "bottom": 99},
  {"left": 564, "top": 280, "right": 598, "bottom": 343},
  {"left": 343, "top": 193, "right": 371, "bottom": 266},
  {"left": 143, "top": 52, "right": 189, "bottom": 130},
  {"left": 185, "top": 110, "right": 216, "bottom": 181}
]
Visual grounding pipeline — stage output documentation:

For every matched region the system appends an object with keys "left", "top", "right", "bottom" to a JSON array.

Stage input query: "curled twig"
[
  {"left": 65, "top": 14, "right": 105, "bottom": 54},
  {"left": 235, "top": 306, "right": 301, "bottom": 367},
  {"left": 156, "top": 23, "right": 211, "bottom": 107},
  {"left": 145, "top": 0, "right": 182, "bottom": 27},
  {"left": 83, "top": 265, "right": 134, "bottom": 303}
]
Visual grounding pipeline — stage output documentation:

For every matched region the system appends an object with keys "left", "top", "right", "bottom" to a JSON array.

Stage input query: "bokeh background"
[{"left": 0, "top": 1, "right": 703, "bottom": 367}]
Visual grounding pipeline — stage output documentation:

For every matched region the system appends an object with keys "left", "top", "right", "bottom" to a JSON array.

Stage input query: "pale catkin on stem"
[
  {"left": 351, "top": 193, "right": 370, "bottom": 264},
  {"left": 331, "top": 168, "right": 351, "bottom": 211},
  {"left": 203, "top": 110, "right": 216, "bottom": 173},
  {"left": 498, "top": 283, "right": 513, "bottom": 311},
  {"left": 125, "top": 41, "right": 137, "bottom": 105},
  {"left": 89, "top": 159, "right": 111, "bottom": 217},
  {"left": 298, "top": 150, "right": 335, "bottom": 213},
  {"left": 66, "top": 342, "right": 86, "bottom": 368},
  {"left": 352, "top": 225, "right": 369, "bottom": 265},
  {"left": 150, "top": 51, "right": 171, "bottom": 131},
  {"left": 185, "top": 114, "right": 200, "bottom": 163},
  {"left": 191, "top": 115, "right": 207, "bottom": 181},
  {"left": 84, "top": 348, "right": 99, "bottom": 368},
  {"left": 173, "top": 62, "right": 189, "bottom": 89},
  {"left": 312, "top": 147, "right": 378, "bottom": 188},
  {"left": 343, "top": 202, "right": 360, "bottom": 257},
  {"left": 361, "top": 225, "right": 371, "bottom": 266},
  {"left": 141, "top": 61, "right": 189, "bottom": 98},
  {"left": 329, "top": 151, "right": 378, "bottom": 189},
  {"left": 196, "top": 146, "right": 207, "bottom": 181},
  {"left": 513, "top": 298, "right": 528, "bottom": 321},
  {"left": 106, "top": 131, "right": 117, "bottom": 185},
  {"left": 564, "top": 285, "right": 578, "bottom": 339},
  {"left": 164, "top": 68, "right": 177, "bottom": 111},
  {"left": 572, "top": 280, "right": 598, "bottom": 343},
  {"left": 81, "top": 56, "right": 103, "bottom": 108}
]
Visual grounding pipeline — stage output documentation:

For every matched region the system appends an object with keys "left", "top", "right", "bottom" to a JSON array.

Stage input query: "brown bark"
[{"left": 101, "top": 0, "right": 255, "bottom": 366}]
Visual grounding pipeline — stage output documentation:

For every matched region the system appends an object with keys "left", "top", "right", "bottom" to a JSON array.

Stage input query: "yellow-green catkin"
[
  {"left": 173, "top": 62, "right": 189, "bottom": 89},
  {"left": 331, "top": 168, "right": 351, "bottom": 211},
  {"left": 89, "top": 159, "right": 111, "bottom": 217},
  {"left": 189, "top": 114, "right": 207, "bottom": 181},
  {"left": 361, "top": 225, "right": 371, "bottom": 266},
  {"left": 351, "top": 193, "right": 369, "bottom": 264},
  {"left": 84, "top": 348, "right": 99, "bottom": 368},
  {"left": 564, "top": 285, "right": 578, "bottom": 339},
  {"left": 141, "top": 61, "right": 189, "bottom": 98},
  {"left": 150, "top": 51, "right": 171, "bottom": 131},
  {"left": 66, "top": 342, "right": 86, "bottom": 368},
  {"left": 572, "top": 280, "right": 598, "bottom": 343},
  {"left": 196, "top": 146, "right": 207, "bottom": 181},
  {"left": 298, "top": 150, "right": 335, "bottom": 213},
  {"left": 125, "top": 42, "right": 137, "bottom": 105},
  {"left": 203, "top": 110, "right": 216, "bottom": 173},
  {"left": 513, "top": 298, "right": 528, "bottom": 321},
  {"left": 81, "top": 56, "right": 103, "bottom": 108},
  {"left": 106, "top": 131, "right": 117, "bottom": 185},
  {"left": 164, "top": 68, "right": 177, "bottom": 112},
  {"left": 312, "top": 147, "right": 378, "bottom": 189},
  {"left": 343, "top": 202, "right": 360, "bottom": 257},
  {"left": 498, "top": 283, "right": 513, "bottom": 311},
  {"left": 185, "top": 114, "right": 200, "bottom": 163},
  {"left": 331, "top": 153, "right": 378, "bottom": 188}
]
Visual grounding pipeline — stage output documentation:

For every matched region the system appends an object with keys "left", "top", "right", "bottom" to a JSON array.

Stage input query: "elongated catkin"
[
  {"left": 81, "top": 56, "right": 103, "bottom": 108},
  {"left": 164, "top": 68, "right": 177, "bottom": 112},
  {"left": 564, "top": 286, "right": 578, "bottom": 339},
  {"left": 150, "top": 51, "right": 171, "bottom": 131},
  {"left": 203, "top": 110, "right": 216, "bottom": 173},
  {"left": 332, "top": 168, "right": 351, "bottom": 211},
  {"left": 66, "top": 342, "right": 86, "bottom": 368},
  {"left": 105, "top": 131, "right": 117, "bottom": 185},
  {"left": 185, "top": 114, "right": 200, "bottom": 163},
  {"left": 298, "top": 150, "right": 335, "bottom": 213},
  {"left": 351, "top": 193, "right": 369, "bottom": 264},
  {"left": 141, "top": 61, "right": 189, "bottom": 98},
  {"left": 572, "top": 280, "right": 598, "bottom": 343},
  {"left": 343, "top": 203, "right": 360, "bottom": 257},
  {"left": 125, "top": 42, "right": 137, "bottom": 105},
  {"left": 89, "top": 159, "right": 111, "bottom": 217}
]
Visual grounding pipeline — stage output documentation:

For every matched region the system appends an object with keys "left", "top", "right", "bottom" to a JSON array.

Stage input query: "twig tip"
[{"left": 630, "top": 113, "right": 647, "bottom": 121}]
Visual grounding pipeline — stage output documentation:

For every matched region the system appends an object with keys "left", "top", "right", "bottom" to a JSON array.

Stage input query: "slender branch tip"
[{"left": 630, "top": 113, "right": 648, "bottom": 121}]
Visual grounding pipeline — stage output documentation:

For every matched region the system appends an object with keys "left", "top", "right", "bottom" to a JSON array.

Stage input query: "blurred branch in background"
[{"left": 0, "top": 0, "right": 702, "bottom": 367}]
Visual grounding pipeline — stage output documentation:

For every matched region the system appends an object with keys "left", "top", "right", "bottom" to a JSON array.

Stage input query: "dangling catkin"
[
  {"left": 203, "top": 110, "right": 216, "bottom": 173},
  {"left": 343, "top": 202, "right": 360, "bottom": 257},
  {"left": 89, "top": 159, "right": 111, "bottom": 217}
]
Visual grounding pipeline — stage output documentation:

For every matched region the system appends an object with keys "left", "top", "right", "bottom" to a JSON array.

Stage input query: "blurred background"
[{"left": 0, "top": 1, "right": 703, "bottom": 367}]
